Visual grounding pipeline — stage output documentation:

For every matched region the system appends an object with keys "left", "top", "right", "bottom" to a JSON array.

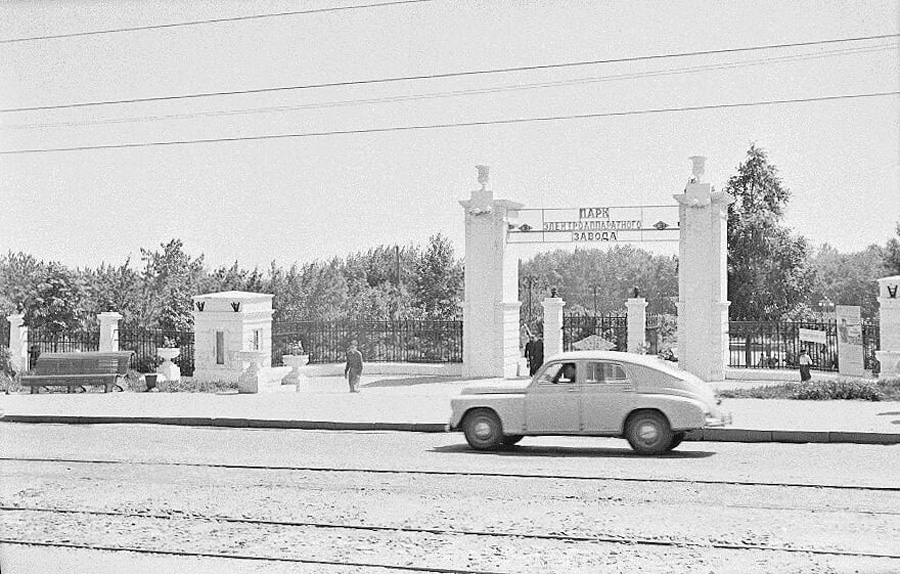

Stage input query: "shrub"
[{"left": 718, "top": 377, "right": 895, "bottom": 402}]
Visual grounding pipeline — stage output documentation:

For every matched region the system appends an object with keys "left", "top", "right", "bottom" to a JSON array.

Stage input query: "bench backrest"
[{"left": 33, "top": 352, "right": 134, "bottom": 376}]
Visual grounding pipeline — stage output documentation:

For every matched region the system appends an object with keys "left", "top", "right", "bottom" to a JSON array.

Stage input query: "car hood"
[{"left": 459, "top": 380, "right": 531, "bottom": 395}]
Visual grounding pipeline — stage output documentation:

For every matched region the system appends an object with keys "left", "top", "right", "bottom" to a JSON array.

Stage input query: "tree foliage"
[
  {"left": 726, "top": 145, "right": 813, "bottom": 320},
  {"left": 883, "top": 222, "right": 900, "bottom": 276}
]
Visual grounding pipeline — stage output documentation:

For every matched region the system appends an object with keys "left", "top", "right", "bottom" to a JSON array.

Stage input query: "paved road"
[{"left": 1, "top": 424, "right": 898, "bottom": 573}]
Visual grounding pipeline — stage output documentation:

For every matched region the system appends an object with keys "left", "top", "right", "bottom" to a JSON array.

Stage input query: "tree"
[
  {"left": 412, "top": 234, "right": 463, "bottom": 319},
  {"left": 726, "top": 145, "right": 813, "bottom": 320},
  {"left": 0, "top": 252, "right": 46, "bottom": 317},
  {"left": 883, "top": 222, "right": 900, "bottom": 276},
  {"left": 26, "top": 262, "right": 85, "bottom": 334},
  {"left": 809, "top": 244, "right": 883, "bottom": 319},
  {"left": 140, "top": 239, "right": 205, "bottom": 331},
  {"left": 80, "top": 259, "right": 152, "bottom": 328}
]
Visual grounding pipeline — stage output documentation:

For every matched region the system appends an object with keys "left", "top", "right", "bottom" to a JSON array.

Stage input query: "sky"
[{"left": 1, "top": 0, "right": 898, "bottom": 271}]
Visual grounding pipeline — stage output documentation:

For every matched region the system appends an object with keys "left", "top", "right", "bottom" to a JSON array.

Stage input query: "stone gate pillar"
[
  {"left": 541, "top": 293, "right": 565, "bottom": 359},
  {"left": 6, "top": 314, "right": 27, "bottom": 373},
  {"left": 98, "top": 312, "right": 123, "bottom": 352},
  {"left": 626, "top": 296, "right": 648, "bottom": 353},
  {"left": 459, "top": 165, "right": 523, "bottom": 379},
  {"left": 674, "top": 156, "right": 733, "bottom": 381},
  {"left": 876, "top": 275, "right": 900, "bottom": 380}
]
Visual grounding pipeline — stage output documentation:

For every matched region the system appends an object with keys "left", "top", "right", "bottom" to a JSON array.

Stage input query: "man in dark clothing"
[
  {"left": 344, "top": 340, "right": 364, "bottom": 393},
  {"left": 529, "top": 335, "right": 544, "bottom": 376},
  {"left": 524, "top": 335, "right": 536, "bottom": 375}
]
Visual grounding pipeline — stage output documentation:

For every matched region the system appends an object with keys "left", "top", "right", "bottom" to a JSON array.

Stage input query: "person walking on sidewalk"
[
  {"left": 798, "top": 348, "right": 812, "bottom": 382},
  {"left": 344, "top": 340, "right": 364, "bottom": 393}
]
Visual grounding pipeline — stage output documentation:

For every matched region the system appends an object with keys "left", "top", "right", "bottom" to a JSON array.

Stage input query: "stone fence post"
[
  {"left": 626, "top": 297, "right": 648, "bottom": 353},
  {"left": 98, "top": 312, "right": 123, "bottom": 352},
  {"left": 6, "top": 314, "right": 27, "bottom": 373},
  {"left": 541, "top": 294, "right": 565, "bottom": 359},
  {"left": 876, "top": 275, "right": 900, "bottom": 380}
]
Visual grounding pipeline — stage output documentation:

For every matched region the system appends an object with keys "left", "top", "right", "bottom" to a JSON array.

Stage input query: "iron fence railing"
[
  {"left": 272, "top": 320, "right": 463, "bottom": 365},
  {"left": 563, "top": 314, "right": 628, "bottom": 352},
  {"left": 28, "top": 327, "right": 100, "bottom": 355},
  {"left": 119, "top": 328, "right": 195, "bottom": 376},
  {"left": 728, "top": 320, "right": 880, "bottom": 372}
]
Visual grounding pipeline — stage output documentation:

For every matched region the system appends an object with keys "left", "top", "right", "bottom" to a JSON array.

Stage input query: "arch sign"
[{"left": 508, "top": 205, "right": 680, "bottom": 244}]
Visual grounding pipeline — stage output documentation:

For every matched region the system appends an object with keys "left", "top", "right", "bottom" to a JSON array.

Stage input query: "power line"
[
  {"left": 1, "top": 90, "right": 896, "bottom": 155},
  {"left": 0, "top": 0, "right": 437, "bottom": 44},
  {"left": 2, "top": 33, "right": 897, "bottom": 114},
  {"left": 4, "top": 42, "right": 895, "bottom": 131}
]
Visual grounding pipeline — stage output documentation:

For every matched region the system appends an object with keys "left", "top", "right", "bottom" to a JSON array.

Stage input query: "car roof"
[{"left": 543, "top": 350, "right": 687, "bottom": 377}]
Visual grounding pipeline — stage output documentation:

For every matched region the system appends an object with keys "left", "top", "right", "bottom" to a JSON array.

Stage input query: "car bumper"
[{"left": 704, "top": 411, "right": 733, "bottom": 427}]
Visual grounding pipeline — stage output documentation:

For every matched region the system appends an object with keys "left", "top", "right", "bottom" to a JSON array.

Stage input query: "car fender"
[
  {"left": 629, "top": 394, "right": 707, "bottom": 431},
  {"left": 449, "top": 396, "right": 525, "bottom": 433}
]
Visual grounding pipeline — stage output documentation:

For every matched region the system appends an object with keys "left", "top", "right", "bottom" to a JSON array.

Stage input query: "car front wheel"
[
  {"left": 463, "top": 409, "right": 503, "bottom": 451},
  {"left": 625, "top": 411, "right": 673, "bottom": 455}
]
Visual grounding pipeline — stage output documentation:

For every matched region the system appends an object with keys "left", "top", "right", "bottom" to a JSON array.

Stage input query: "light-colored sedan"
[{"left": 450, "top": 351, "right": 732, "bottom": 454}]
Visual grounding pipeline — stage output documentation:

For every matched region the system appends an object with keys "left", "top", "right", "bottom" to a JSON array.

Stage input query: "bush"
[{"left": 718, "top": 377, "right": 900, "bottom": 402}]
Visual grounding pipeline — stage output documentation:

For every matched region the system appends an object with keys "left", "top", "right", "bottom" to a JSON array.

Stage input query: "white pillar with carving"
[
  {"left": 673, "top": 156, "right": 733, "bottom": 381},
  {"left": 6, "top": 314, "right": 27, "bottom": 373},
  {"left": 626, "top": 297, "right": 648, "bottom": 353},
  {"left": 876, "top": 275, "right": 900, "bottom": 380},
  {"left": 98, "top": 312, "right": 123, "bottom": 352},
  {"left": 541, "top": 294, "right": 565, "bottom": 359},
  {"left": 459, "top": 165, "right": 523, "bottom": 379}
]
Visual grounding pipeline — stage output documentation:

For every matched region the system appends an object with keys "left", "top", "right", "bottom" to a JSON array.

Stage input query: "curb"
[{"left": 3, "top": 416, "right": 900, "bottom": 444}]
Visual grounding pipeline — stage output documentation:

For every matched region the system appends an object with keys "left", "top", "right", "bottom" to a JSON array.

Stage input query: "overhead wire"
[
  {"left": 1, "top": 33, "right": 897, "bottom": 114},
  {"left": 0, "top": 0, "right": 438, "bottom": 44},
  {"left": 3, "top": 42, "right": 895, "bottom": 131},
  {"left": 1, "top": 90, "right": 897, "bottom": 155}
]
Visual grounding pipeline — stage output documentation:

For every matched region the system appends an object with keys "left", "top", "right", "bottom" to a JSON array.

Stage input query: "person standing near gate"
[
  {"left": 798, "top": 348, "right": 812, "bottom": 382},
  {"left": 344, "top": 340, "right": 364, "bottom": 393},
  {"left": 529, "top": 333, "right": 544, "bottom": 376}
]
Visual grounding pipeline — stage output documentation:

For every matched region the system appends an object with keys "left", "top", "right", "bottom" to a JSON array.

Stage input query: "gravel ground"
[{"left": 1, "top": 425, "right": 898, "bottom": 573}]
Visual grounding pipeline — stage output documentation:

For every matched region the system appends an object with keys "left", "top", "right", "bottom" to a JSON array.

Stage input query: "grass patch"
[
  {"left": 719, "top": 378, "right": 900, "bottom": 402},
  {"left": 124, "top": 371, "right": 238, "bottom": 393}
]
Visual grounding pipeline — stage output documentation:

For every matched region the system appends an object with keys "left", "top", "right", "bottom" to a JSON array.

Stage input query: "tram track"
[
  {"left": 2, "top": 455, "right": 896, "bottom": 493},
  {"left": 2, "top": 505, "right": 899, "bottom": 561}
]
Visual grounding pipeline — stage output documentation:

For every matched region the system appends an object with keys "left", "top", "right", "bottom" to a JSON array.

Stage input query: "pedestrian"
[
  {"left": 798, "top": 348, "right": 812, "bottom": 382},
  {"left": 529, "top": 334, "right": 544, "bottom": 376},
  {"left": 344, "top": 339, "right": 364, "bottom": 393},
  {"left": 524, "top": 334, "right": 536, "bottom": 375}
]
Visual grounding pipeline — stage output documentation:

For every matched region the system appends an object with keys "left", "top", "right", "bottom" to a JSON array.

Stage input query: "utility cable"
[
  {"left": 3, "top": 42, "right": 894, "bottom": 131},
  {"left": 1, "top": 90, "right": 897, "bottom": 155},
  {"left": 1, "top": 33, "right": 897, "bottom": 114},
  {"left": 0, "top": 0, "right": 438, "bottom": 44}
]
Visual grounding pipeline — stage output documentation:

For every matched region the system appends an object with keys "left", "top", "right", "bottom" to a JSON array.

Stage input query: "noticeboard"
[{"left": 507, "top": 205, "right": 679, "bottom": 244}]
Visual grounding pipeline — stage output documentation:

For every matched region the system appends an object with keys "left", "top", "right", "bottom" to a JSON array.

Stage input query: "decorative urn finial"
[
  {"left": 475, "top": 165, "right": 490, "bottom": 190},
  {"left": 689, "top": 156, "right": 706, "bottom": 182}
]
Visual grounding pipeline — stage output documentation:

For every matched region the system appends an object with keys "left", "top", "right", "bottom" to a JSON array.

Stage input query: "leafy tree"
[
  {"left": 303, "top": 259, "right": 349, "bottom": 320},
  {"left": 140, "top": 239, "right": 205, "bottom": 331},
  {"left": 883, "top": 222, "right": 900, "bottom": 275},
  {"left": 0, "top": 252, "right": 46, "bottom": 316},
  {"left": 26, "top": 262, "right": 85, "bottom": 334},
  {"left": 412, "top": 234, "right": 463, "bottom": 319},
  {"left": 809, "top": 244, "right": 883, "bottom": 319},
  {"left": 80, "top": 259, "right": 152, "bottom": 328},
  {"left": 726, "top": 145, "right": 813, "bottom": 320}
]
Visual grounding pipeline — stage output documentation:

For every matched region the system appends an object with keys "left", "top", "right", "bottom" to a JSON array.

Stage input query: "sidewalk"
[{"left": 1, "top": 375, "right": 899, "bottom": 444}]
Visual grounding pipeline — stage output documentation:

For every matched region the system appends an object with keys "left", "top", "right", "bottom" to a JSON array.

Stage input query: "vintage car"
[{"left": 450, "top": 351, "right": 732, "bottom": 454}]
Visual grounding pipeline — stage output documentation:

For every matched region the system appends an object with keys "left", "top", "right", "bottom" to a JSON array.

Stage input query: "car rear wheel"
[
  {"left": 625, "top": 410, "right": 673, "bottom": 455},
  {"left": 463, "top": 409, "right": 503, "bottom": 451},
  {"left": 501, "top": 435, "right": 523, "bottom": 446}
]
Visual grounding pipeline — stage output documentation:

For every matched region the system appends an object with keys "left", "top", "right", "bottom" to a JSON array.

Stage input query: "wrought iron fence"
[
  {"left": 562, "top": 314, "right": 627, "bottom": 351},
  {"left": 728, "top": 320, "right": 880, "bottom": 372},
  {"left": 272, "top": 320, "right": 463, "bottom": 365},
  {"left": 119, "top": 328, "right": 195, "bottom": 376},
  {"left": 28, "top": 327, "right": 100, "bottom": 355}
]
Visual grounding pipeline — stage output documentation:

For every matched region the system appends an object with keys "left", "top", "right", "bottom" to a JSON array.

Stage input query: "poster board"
[{"left": 835, "top": 305, "right": 865, "bottom": 377}]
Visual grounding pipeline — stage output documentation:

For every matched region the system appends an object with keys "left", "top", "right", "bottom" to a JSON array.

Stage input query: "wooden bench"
[{"left": 21, "top": 351, "right": 134, "bottom": 394}]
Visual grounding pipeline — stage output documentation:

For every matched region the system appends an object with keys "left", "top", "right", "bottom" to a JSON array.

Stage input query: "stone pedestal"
[
  {"left": 626, "top": 297, "right": 648, "bottom": 353},
  {"left": 236, "top": 350, "right": 291, "bottom": 393},
  {"left": 192, "top": 291, "right": 275, "bottom": 384},
  {"left": 156, "top": 347, "right": 181, "bottom": 382},
  {"left": 876, "top": 275, "right": 900, "bottom": 380},
  {"left": 459, "top": 165, "right": 524, "bottom": 379},
  {"left": 673, "top": 156, "right": 733, "bottom": 382},
  {"left": 98, "top": 312, "right": 122, "bottom": 352},
  {"left": 6, "top": 314, "right": 27, "bottom": 373},
  {"left": 541, "top": 296, "right": 566, "bottom": 360},
  {"left": 282, "top": 354, "right": 310, "bottom": 385}
]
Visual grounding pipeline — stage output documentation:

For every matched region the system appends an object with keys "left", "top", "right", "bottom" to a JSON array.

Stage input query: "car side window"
[
  {"left": 585, "top": 361, "right": 628, "bottom": 383},
  {"left": 536, "top": 363, "right": 562, "bottom": 385},
  {"left": 552, "top": 362, "right": 577, "bottom": 385}
]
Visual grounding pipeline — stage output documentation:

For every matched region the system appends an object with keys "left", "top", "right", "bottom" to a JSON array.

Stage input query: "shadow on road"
[
  {"left": 362, "top": 376, "right": 463, "bottom": 389},
  {"left": 432, "top": 443, "right": 716, "bottom": 459},
  {"left": 876, "top": 411, "right": 900, "bottom": 425}
]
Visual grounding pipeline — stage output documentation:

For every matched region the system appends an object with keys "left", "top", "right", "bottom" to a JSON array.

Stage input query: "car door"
[
  {"left": 580, "top": 361, "right": 636, "bottom": 433},
  {"left": 525, "top": 361, "right": 581, "bottom": 433}
]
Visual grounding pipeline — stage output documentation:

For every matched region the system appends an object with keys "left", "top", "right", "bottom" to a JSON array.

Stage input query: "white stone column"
[
  {"left": 6, "top": 314, "right": 27, "bottom": 373},
  {"left": 541, "top": 295, "right": 565, "bottom": 359},
  {"left": 626, "top": 297, "right": 648, "bottom": 354},
  {"left": 459, "top": 165, "right": 524, "bottom": 379},
  {"left": 98, "top": 312, "right": 123, "bottom": 352},
  {"left": 673, "top": 156, "right": 733, "bottom": 382},
  {"left": 876, "top": 275, "right": 900, "bottom": 380}
]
